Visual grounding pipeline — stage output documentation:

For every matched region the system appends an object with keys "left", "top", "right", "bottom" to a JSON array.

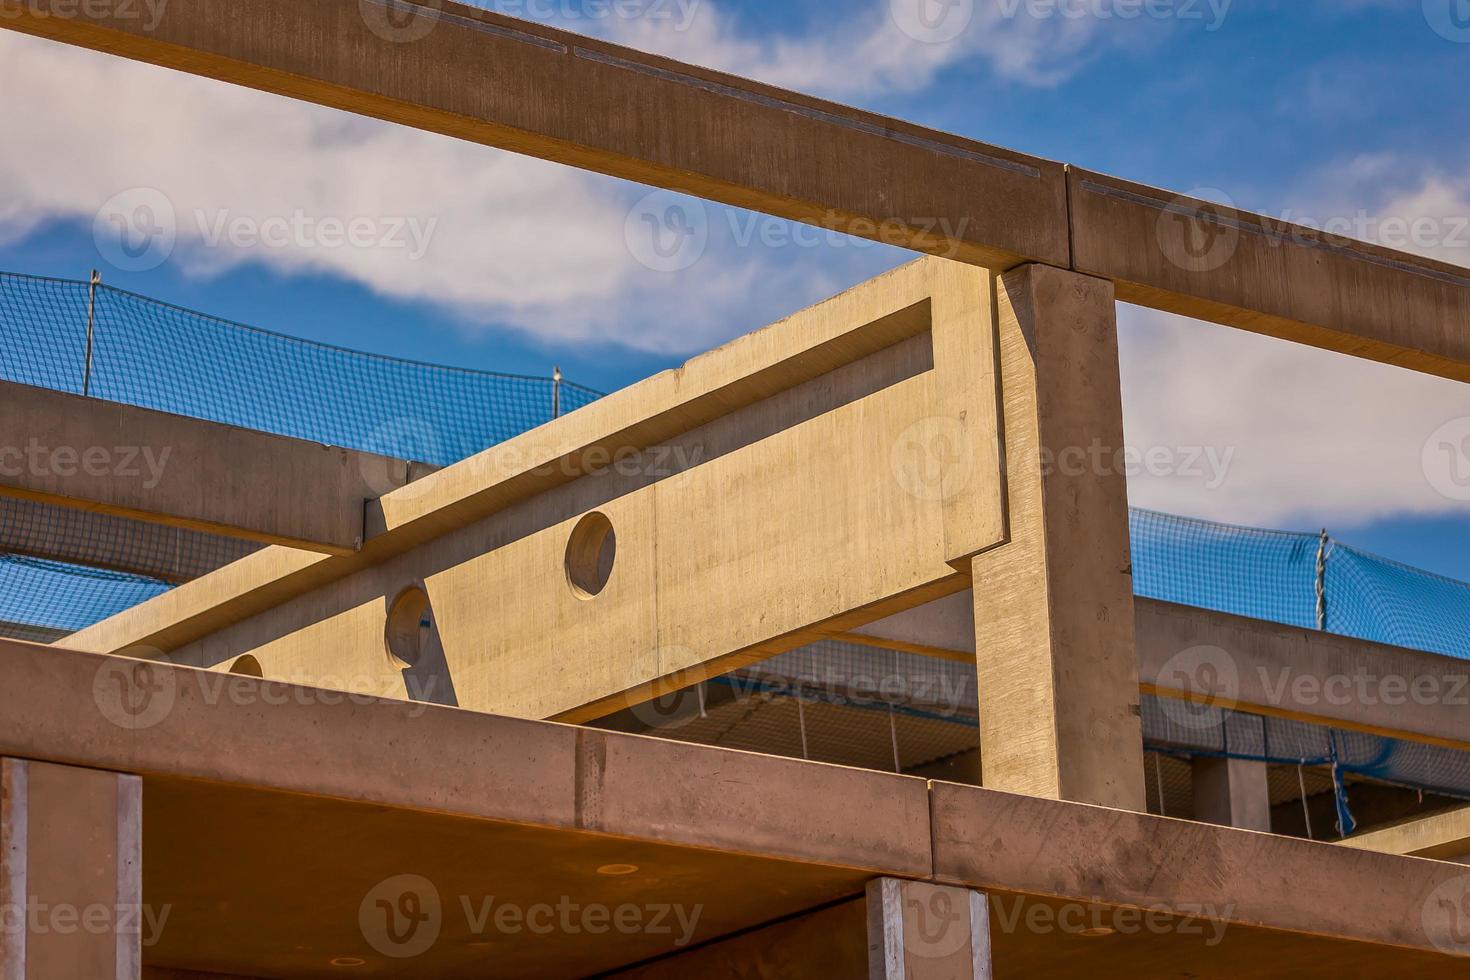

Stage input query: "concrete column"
[
  {"left": 1192, "top": 757, "right": 1272, "bottom": 832},
  {"left": 1, "top": 758, "right": 142, "bottom": 980},
  {"left": 867, "top": 878, "right": 992, "bottom": 979},
  {"left": 971, "top": 264, "right": 1147, "bottom": 811}
]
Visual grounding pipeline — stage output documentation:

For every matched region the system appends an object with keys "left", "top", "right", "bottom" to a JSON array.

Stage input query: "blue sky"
[{"left": 1, "top": 0, "right": 1467, "bottom": 579}]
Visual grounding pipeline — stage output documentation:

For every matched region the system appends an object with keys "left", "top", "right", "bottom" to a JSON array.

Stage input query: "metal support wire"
[
  {"left": 82, "top": 269, "right": 100, "bottom": 396},
  {"left": 888, "top": 704, "right": 901, "bottom": 773},
  {"left": 1297, "top": 763, "right": 1314, "bottom": 841},
  {"left": 795, "top": 682, "right": 809, "bottom": 760},
  {"left": 1315, "top": 528, "right": 1329, "bottom": 631}
]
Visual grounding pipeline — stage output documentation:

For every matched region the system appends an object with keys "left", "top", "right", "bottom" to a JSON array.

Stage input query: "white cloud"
[
  {"left": 0, "top": 0, "right": 1177, "bottom": 358},
  {"left": 534, "top": 0, "right": 1150, "bottom": 97},
  {"left": 1117, "top": 153, "right": 1470, "bottom": 531},
  {"left": 1118, "top": 305, "right": 1469, "bottom": 529},
  {"left": 0, "top": 28, "right": 892, "bottom": 354}
]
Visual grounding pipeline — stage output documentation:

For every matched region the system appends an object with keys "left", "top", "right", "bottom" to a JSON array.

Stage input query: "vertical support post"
[
  {"left": 1, "top": 758, "right": 142, "bottom": 980},
  {"left": 83, "top": 269, "right": 100, "bottom": 397},
  {"left": 971, "top": 264, "right": 1146, "bottom": 811},
  {"left": 1192, "top": 757, "right": 1272, "bottom": 832},
  {"left": 551, "top": 365, "right": 563, "bottom": 420},
  {"left": 866, "top": 878, "right": 991, "bottom": 980}
]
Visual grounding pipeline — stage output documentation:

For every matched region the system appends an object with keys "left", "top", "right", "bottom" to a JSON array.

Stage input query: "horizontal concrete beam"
[
  {"left": 1136, "top": 598, "right": 1470, "bottom": 753},
  {"left": 1071, "top": 170, "right": 1470, "bottom": 383},
  {"left": 6, "top": 3, "right": 1468, "bottom": 380},
  {"left": 0, "top": 638, "right": 930, "bottom": 877},
  {"left": 0, "top": 381, "right": 428, "bottom": 555},
  {"left": 1, "top": 638, "right": 1465, "bottom": 961},
  {"left": 1341, "top": 806, "right": 1470, "bottom": 862},
  {"left": 0, "top": 0, "right": 1067, "bottom": 271},
  {"left": 847, "top": 593, "right": 1470, "bottom": 751},
  {"left": 929, "top": 781, "right": 1465, "bottom": 960},
  {"left": 60, "top": 261, "right": 969, "bottom": 660},
  {"left": 0, "top": 496, "right": 257, "bottom": 583}
]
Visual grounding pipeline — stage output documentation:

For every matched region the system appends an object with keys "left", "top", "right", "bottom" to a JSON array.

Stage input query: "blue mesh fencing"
[
  {"left": 0, "top": 270, "right": 603, "bottom": 466},
  {"left": 1133, "top": 510, "right": 1470, "bottom": 661},
  {"left": 1130, "top": 509, "right": 1321, "bottom": 630},
  {"left": 0, "top": 555, "right": 169, "bottom": 635},
  {"left": 1326, "top": 544, "right": 1470, "bottom": 659}
]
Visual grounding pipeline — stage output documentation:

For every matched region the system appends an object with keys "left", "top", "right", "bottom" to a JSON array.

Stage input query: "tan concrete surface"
[
  {"left": 930, "top": 779, "right": 1470, "bottom": 959},
  {"left": 868, "top": 878, "right": 992, "bottom": 979},
  {"left": 1342, "top": 806, "right": 1470, "bottom": 861},
  {"left": 0, "top": 380, "right": 426, "bottom": 554},
  {"left": 1, "top": 758, "right": 142, "bottom": 980},
  {"left": 2, "top": 640, "right": 1468, "bottom": 969},
  {"left": 848, "top": 593, "right": 1470, "bottom": 752},
  {"left": 1192, "top": 757, "right": 1272, "bottom": 832},
  {"left": 1136, "top": 598, "right": 1470, "bottom": 752},
  {"left": 63, "top": 261, "right": 1001, "bottom": 727},
  {"left": 971, "top": 265, "right": 1145, "bottom": 810},
  {"left": 1071, "top": 168, "right": 1470, "bottom": 382},
  {"left": 62, "top": 260, "right": 954, "bottom": 657}
]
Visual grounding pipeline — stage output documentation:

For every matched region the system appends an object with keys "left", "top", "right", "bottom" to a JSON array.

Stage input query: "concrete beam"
[
  {"left": 848, "top": 593, "right": 1470, "bottom": 753},
  {"left": 0, "top": 0, "right": 1067, "bottom": 271},
  {"left": 1071, "top": 169, "right": 1470, "bottom": 383},
  {"left": 1, "top": 758, "right": 142, "bottom": 980},
  {"left": 1192, "top": 757, "right": 1272, "bottom": 833},
  {"left": 970, "top": 265, "right": 1146, "bottom": 811},
  {"left": 0, "top": 381, "right": 427, "bottom": 555},
  {"left": 1341, "top": 806, "right": 1470, "bottom": 862},
  {"left": 929, "top": 780, "right": 1467, "bottom": 959},
  {"left": 0, "top": 497, "right": 257, "bottom": 583},
  {"left": 1136, "top": 598, "right": 1470, "bottom": 753},
  {"left": 2, "top": 639, "right": 1468, "bottom": 961},
  {"left": 62, "top": 262, "right": 1002, "bottom": 727}
]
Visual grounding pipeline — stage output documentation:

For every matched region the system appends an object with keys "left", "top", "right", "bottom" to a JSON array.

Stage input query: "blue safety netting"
[
  {"left": 0, "top": 554, "right": 169, "bottom": 635},
  {"left": 1132, "top": 510, "right": 1470, "bottom": 661},
  {"left": 0, "top": 271, "right": 602, "bottom": 465}
]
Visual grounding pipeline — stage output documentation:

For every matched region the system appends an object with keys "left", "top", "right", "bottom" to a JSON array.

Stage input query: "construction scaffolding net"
[
  {"left": 0, "top": 270, "right": 602, "bottom": 464},
  {"left": 1131, "top": 509, "right": 1470, "bottom": 660}
]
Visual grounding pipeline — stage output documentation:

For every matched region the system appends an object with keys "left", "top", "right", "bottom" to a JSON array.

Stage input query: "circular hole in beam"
[
  {"left": 385, "top": 587, "right": 433, "bottom": 669},
  {"left": 229, "top": 654, "right": 263, "bottom": 677},
  {"left": 566, "top": 512, "right": 616, "bottom": 599}
]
